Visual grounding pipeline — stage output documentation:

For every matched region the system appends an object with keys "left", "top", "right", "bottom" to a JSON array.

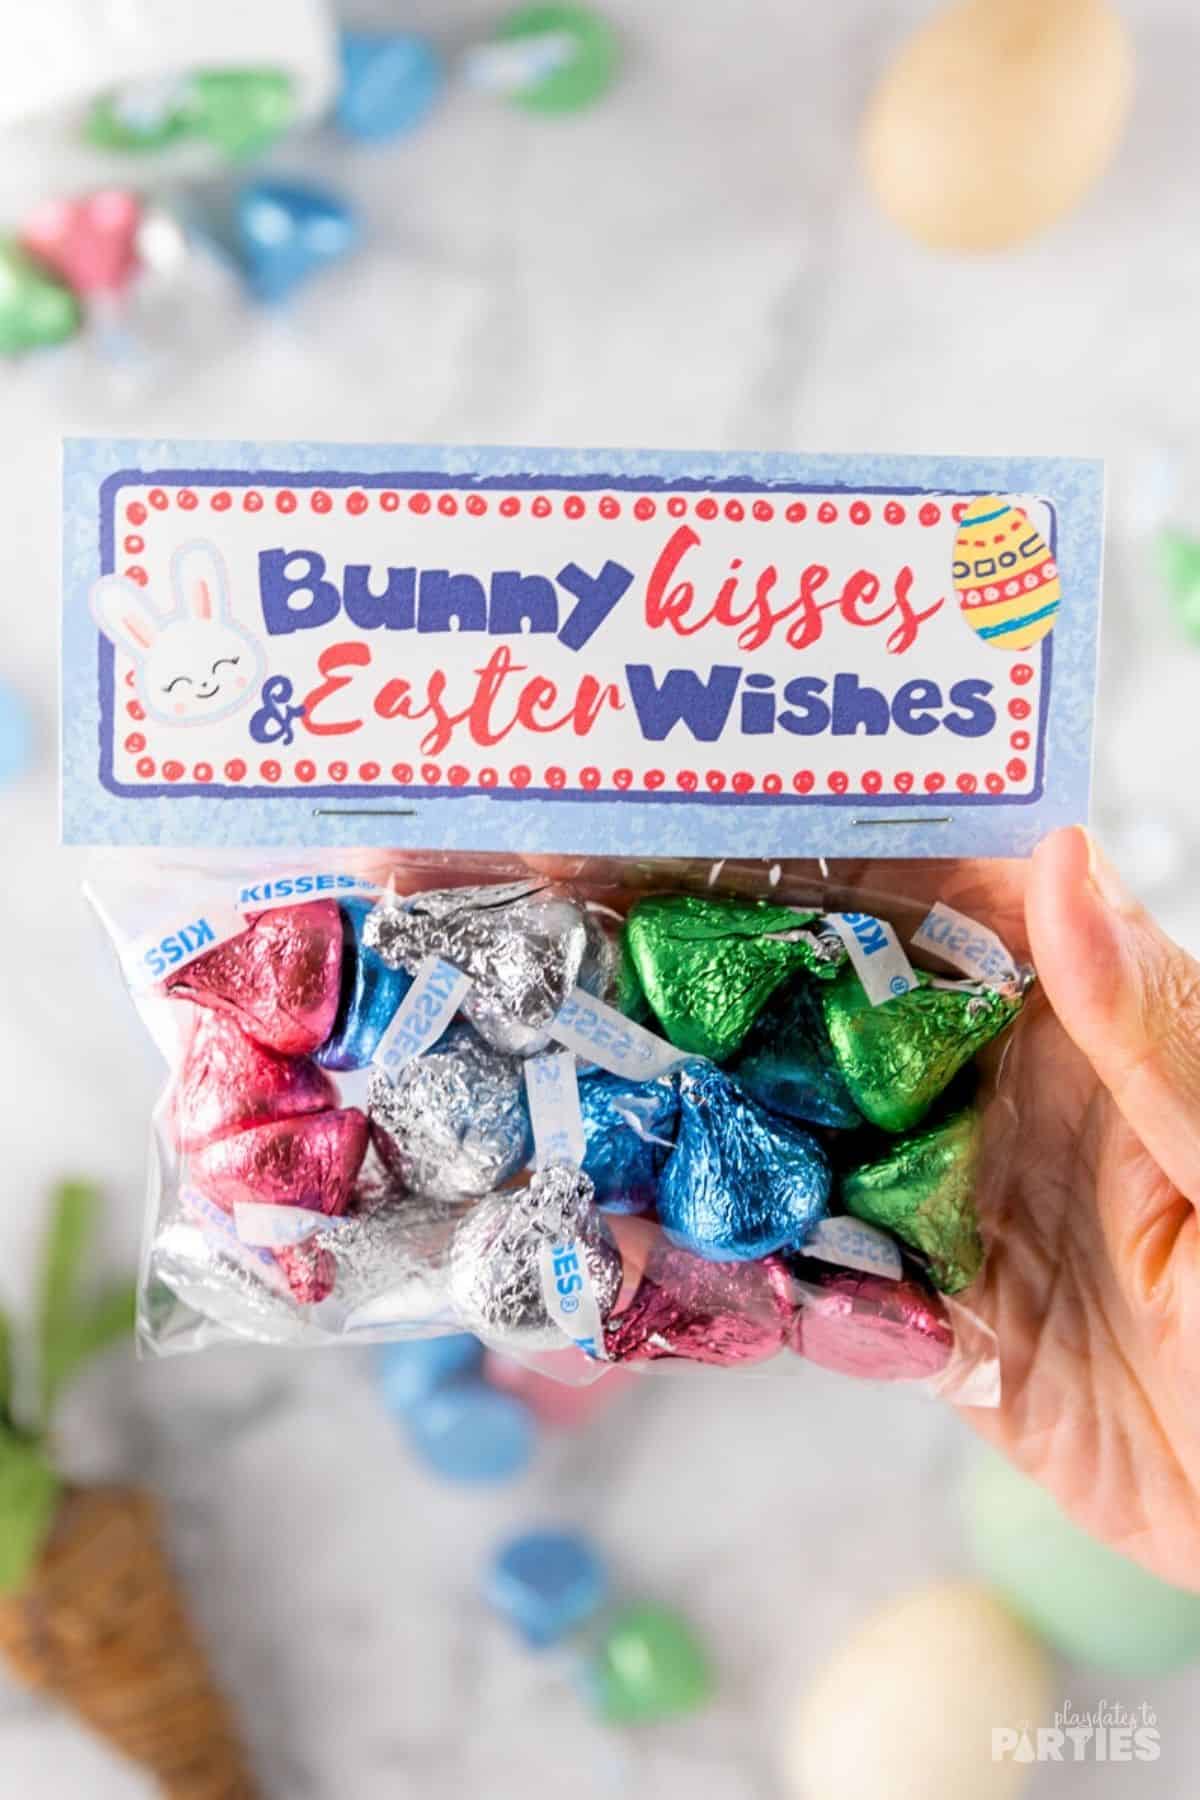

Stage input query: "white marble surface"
[{"left": 3, "top": 0, "right": 1200, "bottom": 1793}]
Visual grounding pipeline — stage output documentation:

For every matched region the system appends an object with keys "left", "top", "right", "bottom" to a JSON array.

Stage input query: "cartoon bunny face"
[{"left": 91, "top": 541, "right": 266, "bottom": 729}]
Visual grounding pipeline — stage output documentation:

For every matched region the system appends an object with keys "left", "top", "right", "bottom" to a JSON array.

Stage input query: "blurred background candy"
[{"left": 0, "top": 0, "right": 623, "bottom": 364}]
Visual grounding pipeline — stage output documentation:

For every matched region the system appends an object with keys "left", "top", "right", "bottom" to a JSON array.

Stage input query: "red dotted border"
[
  {"left": 119, "top": 486, "right": 968, "bottom": 586},
  {"left": 122, "top": 753, "right": 1027, "bottom": 795},
  {"left": 115, "top": 489, "right": 1028, "bottom": 796}
]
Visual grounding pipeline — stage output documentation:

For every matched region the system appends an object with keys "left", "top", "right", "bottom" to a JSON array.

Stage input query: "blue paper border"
[{"left": 62, "top": 440, "right": 1103, "bottom": 857}]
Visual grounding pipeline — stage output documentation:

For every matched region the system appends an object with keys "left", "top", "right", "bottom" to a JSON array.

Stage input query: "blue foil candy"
[
  {"left": 485, "top": 1528, "right": 609, "bottom": 1648},
  {"left": 579, "top": 1070, "right": 679, "bottom": 1213},
  {"left": 318, "top": 897, "right": 413, "bottom": 1071},
  {"left": 337, "top": 30, "right": 445, "bottom": 141},
  {"left": 404, "top": 1382, "right": 536, "bottom": 1484},
  {"left": 234, "top": 179, "right": 359, "bottom": 304},
  {"left": 376, "top": 1333, "right": 484, "bottom": 1412},
  {"left": 657, "top": 1062, "right": 831, "bottom": 1262},
  {"left": 733, "top": 976, "right": 863, "bottom": 1130}
]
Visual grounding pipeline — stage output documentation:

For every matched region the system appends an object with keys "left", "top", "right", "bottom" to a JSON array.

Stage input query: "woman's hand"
[
  {"left": 365, "top": 830, "right": 1200, "bottom": 1587},
  {"left": 968, "top": 825, "right": 1200, "bottom": 1591}
]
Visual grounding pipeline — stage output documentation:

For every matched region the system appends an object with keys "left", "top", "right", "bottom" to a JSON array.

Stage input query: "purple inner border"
[{"left": 97, "top": 467, "right": 1052, "bottom": 810}]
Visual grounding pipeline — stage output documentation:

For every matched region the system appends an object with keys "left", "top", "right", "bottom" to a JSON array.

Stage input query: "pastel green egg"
[{"left": 965, "top": 1448, "right": 1200, "bottom": 1675}]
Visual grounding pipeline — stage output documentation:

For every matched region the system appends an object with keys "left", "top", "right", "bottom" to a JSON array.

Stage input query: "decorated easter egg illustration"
[{"left": 953, "top": 497, "right": 1060, "bottom": 651}]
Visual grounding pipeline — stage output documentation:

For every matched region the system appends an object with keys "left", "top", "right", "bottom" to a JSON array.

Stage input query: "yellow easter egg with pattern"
[{"left": 954, "top": 497, "right": 1060, "bottom": 651}]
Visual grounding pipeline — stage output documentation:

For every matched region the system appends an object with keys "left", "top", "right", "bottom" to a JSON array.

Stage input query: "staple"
[{"left": 850, "top": 815, "right": 951, "bottom": 827}]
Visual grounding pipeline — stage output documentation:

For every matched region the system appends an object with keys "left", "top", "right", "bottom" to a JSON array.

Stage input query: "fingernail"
[{"left": 1084, "top": 829, "right": 1137, "bottom": 915}]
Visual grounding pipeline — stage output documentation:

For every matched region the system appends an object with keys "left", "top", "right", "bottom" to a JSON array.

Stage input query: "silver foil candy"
[
  {"left": 363, "top": 880, "right": 597, "bottom": 1056},
  {"left": 447, "top": 1163, "right": 623, "bottom": 1350},
  {"left": 367, "top": 1020, "right": 533, "bottom": 1201},
  {"left": 151, "top": 1221, "right": 326, "bottom": 1347},
  {"left": 307, "top": 1185, "right": 467, "bottom": 1333}
]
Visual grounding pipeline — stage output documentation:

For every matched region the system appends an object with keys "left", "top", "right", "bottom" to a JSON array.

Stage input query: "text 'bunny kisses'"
[{"left": 64, "top": 442, "right": 1101, "bottom": 1382}]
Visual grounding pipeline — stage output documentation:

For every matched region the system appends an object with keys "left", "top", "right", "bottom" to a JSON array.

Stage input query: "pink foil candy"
[
  {"left": 604, "top": 1242, "right": 796, "bottom": 1367},
  {"left": 791, "top": 1270, "right": 954, "bottom": 1381},
  {"left": 189, "top": 1107, "right": 368, "bottom": 1219},
  {"left": 21, "top": 189, "right": 142, "bottom": 296},
  {"left": 170, "top": 1009, "right": 338, "bottom": 1152},
  {"left": 164, "top": 901, "right": 343, "bottom": 1055},
  {"left": 276, "top": 1239, "right": 338, "bottom": 1305}
]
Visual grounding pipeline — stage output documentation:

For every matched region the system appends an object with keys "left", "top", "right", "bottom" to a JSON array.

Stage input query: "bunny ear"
[
  {"left": 170, "top": 541, "right": 232, "bottom": 625},
  {"left": 90, "top": 576, "right": 163, "bottom": 659}
]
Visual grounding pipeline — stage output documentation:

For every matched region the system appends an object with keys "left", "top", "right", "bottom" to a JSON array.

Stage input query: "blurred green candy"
[
  {"left": 0, "top": 244, "right": 81, "bottom": 356},
  {"left": 584, "top": 1601, "right": 713, "bottom": 1726}
]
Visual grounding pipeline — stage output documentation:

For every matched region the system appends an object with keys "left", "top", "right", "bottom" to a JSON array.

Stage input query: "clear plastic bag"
[{"left": 86, "top": 849, "right": 1031, "bottom": 1404}]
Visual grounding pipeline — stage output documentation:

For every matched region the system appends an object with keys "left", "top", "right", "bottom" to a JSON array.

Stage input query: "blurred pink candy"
[
  {"left": 484, "top": 1349, "right": 636, "bottom": 1427},
  {"left": 21, "top": 189, "right": 143, "bottom": 296}
]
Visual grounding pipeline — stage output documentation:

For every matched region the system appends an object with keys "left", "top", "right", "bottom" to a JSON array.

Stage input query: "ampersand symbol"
[{"left": 249, "top": 675, "right": 306, "bottom": 747}]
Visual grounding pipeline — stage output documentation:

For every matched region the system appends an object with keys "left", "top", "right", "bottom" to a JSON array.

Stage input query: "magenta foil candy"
[
  {"left": 605, "top": 1243, "right": 796, "bottom": 1366},
  {"left": 164, "top": 901, "right": 343, "bottom": 1055},
  {"left": 791, "top": 1270, "right": 954, "bottom": 1381},
  {"left": 189, "top": 1107, "right": 368, "bottom": 1219},
  {"left": 170, "top": 1010, "right": 338, "bottom": 1152}
]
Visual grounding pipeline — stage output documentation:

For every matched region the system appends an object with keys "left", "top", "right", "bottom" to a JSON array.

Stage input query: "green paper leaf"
[
  {"left": 0, "top": 1427, "right": 59, "bottom": 1594},
  {"left": 40, "top": 1283, "right": 136, "bottom": 1423},
  {"left": 0, "top": 1309, "right": 11, "bottom": 1426},
  {"left": 37, "top": 1182, "right": 99, "bottom": 1426}
]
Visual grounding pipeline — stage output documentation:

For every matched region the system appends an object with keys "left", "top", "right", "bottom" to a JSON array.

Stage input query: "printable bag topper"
[{"left": 62, "top": 441, "right": 1103, "bottom": 856}]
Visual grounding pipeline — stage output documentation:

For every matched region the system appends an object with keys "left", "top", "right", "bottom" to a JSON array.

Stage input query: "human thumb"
[{"left": 1027, "top": 825, "right": 1200, "bottom": 1205}]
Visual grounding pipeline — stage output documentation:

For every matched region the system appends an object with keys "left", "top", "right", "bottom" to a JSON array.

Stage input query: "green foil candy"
[
  {"left": 624, "top": 893, "right": 845, "bottom": 1063},
  {"left": 87, "top": 68, "right": 294, "bottom": 159},
  {"left": 842, "top": 1105, "right": 984, "bottom": 1293},
  {"left": 584, "top": 1602, "right": 714, "bottom": 1726},
  {"left": 823, "top": 966, "right": 1022, "bottom": 1134},
  {"left": 0, "top": 244, "right": 81, "bottom": 356},
  {"left": 186, "top": 70, "right": 296, "bottom": 159}
]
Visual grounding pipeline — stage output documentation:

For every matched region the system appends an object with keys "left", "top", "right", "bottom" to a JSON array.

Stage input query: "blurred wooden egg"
[
  {"left": 955, "top": 496, "right": 1060, "bottom": 649},
  {"left": 780, "top": 1580, "right": 1052, "bottom": 1800},
  {"left": 862, "top": 0, "right": 1133, "bottom": 251}
]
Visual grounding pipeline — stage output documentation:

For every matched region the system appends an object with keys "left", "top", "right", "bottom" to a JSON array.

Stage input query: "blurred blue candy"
[
  {"left": 0, "top": 681, "right": 32, "bottom": 785},
  {"left": 657, "top": 1061, "right": 831, "bottom": 1262},
  {"left": 405, "top": 1382, "right": 536, "bottom": 1483},
  {"left": 579, "top": 1069, "right": 678, "bottom": 1213},
  {"left": 337, "top": 30, "right": 445, "bottom": 141},
  {"left": 318, "top": 897, "right": 413, "bottom": 1071},
  {"left": 376, "top": 1333, "right": 484, "bottom": 1413},
  {"left": 486, "top": 1527, "right": 608, "bottom": 1647},
  {"left": 234, "top": 179, "right": 359, "bottom": 303}
]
